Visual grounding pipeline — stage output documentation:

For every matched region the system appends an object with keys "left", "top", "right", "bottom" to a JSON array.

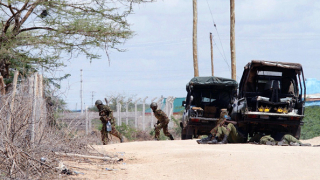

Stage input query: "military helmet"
[
  {"left": 150, "top": 102, "right": 157, "bottom": 109},
  {"left": 95, "top": 100, "right": 103, "bottom": 106}
]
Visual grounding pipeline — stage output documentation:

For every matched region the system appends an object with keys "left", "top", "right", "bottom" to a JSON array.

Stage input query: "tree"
[{"left": 0, "top": 0, "right": 153, "bottom": 84}]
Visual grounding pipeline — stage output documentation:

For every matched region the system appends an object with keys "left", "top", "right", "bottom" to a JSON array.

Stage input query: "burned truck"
[
  {"left": 180, "top": 76, "right": 238, "bottom": 140},
  {"left": 232, "top": 60, "right": 306, "bottom": 139}
]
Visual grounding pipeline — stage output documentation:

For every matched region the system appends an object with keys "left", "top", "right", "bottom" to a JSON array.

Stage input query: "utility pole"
[
  {"left": 91, "top": 91, "right": 95, "bottom": 107},
  {"left": 210, "top": 32, "right": 214, "bottom": 76},
  {"left": 193, "top": 0, "right": 199, "bottom": 77},
  {"left": 230, "top": 0, "right": 236, "bottom": 80},
  {"left": 80, "top": 69, "right": 83, "bottom": 113}
]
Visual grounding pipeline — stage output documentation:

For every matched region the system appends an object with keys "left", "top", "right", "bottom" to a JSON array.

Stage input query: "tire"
[
  {"left": 294, "top": 126, "right": 301, "bottom": 139},
  {"left": 185, "top": 126, "right": 193, "bottom": 139},
  {"left": 181, "top": 127, "right": 187, "bottom": 140}
]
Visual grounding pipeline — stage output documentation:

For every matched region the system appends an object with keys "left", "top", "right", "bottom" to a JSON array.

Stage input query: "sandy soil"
[{"left": 62, "top": 137, "right": 320, "bottom": 180}]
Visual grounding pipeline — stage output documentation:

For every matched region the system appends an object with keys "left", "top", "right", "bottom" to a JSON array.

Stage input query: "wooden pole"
[
  {"left": 31, "top": 72, "right": 38, "bottom": 146},
  {"left": 210, "top": 32, "right": 214, "bottom": 76},
  {"left": 0, "top": 76, "right": 5, "bottom": 95},
  {"left": 193, "top": 0, "right": 199, "bottom": 77},
  {"left": 6, "top": 71, "right": 19, "bottom": 135},
  {"left": 54, "top": 152, "right": 120, "bottom": 161},
  {"left": 80, "top": 69, "right": 83, "bottom": 114},
  {"left": 230, "top": 0, "right": 236, "bottom": 80}
]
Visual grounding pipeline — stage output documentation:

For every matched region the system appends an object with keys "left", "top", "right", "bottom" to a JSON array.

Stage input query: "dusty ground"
[{"left": 62, "top": 137, "right": 320, "bottom": 180}]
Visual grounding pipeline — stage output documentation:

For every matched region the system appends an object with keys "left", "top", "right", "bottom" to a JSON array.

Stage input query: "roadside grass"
[{"left": 301, "top": 106, "right": 320, "bottom": 139}]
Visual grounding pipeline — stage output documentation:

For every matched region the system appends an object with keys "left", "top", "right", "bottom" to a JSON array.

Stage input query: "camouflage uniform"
[
  {"left": 215, "top": 123, "right": 246, "bottom": 143},
  {"left": 209, "top": 109, "right": 229, "bottom": 137},
  {"left": 259, "top": 135, "right": 276, "bottom": 144},
  {"left": 259, "top": 134, "right": 303, "bottom": 145},
  {"left": 153, "top": 109, "right": 173, "bottom": 140},
  {"left": 97, "top": 104, "right": 122, "bottom": 145}
]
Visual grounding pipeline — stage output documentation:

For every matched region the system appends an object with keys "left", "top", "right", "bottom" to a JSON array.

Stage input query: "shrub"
[{"left": 301, "top": 106, "right": 320, "bottom": 139}]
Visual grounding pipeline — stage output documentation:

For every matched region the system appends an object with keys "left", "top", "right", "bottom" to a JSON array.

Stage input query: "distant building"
[{"left": 305, "top": 78, "right": 320, "bottom": 106}]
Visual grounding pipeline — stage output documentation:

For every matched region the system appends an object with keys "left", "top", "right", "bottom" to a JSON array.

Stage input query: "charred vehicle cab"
[
  {"left": 180, "top": 76, "right": 238, "bottom": 139},
  {"left": 232, "top": 60, "right": 306, "bottom": 139}
]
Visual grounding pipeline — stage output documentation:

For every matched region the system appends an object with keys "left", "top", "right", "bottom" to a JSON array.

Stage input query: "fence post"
[
  {"left": 134, "top": 98, "right": 141, "bottom": 129},
  {"left": 126, "top": 99, "right": 132, "bottom": 125},
  {"left": 117, "top": 97, "right": 124, "bottom": 126},
  {"left": 6, "top": 71, "right": 19, "bottom": 135},
  {"left": 0, "top": 76, "right": 5, "bottom": 96},
  {"left": 150, "top": 97, "right": 157, "bottom": 128},
  {"left": 157, "top": 97, "right": 163, "bottom": 111},
  {"left": 142, "top": 96, "right": 148, "bottom": 131},
  {"left": 85, "top": 106, "right": 88, "bottom": 135},
  {"left": 169, "top": 97, "right": 176, "bottom": 128},
  {"left": 30, "top": 72, "right": 38, "bottom": 146}
]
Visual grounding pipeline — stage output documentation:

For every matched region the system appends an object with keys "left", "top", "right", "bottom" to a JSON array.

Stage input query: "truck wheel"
[
  {"left": 185, "top": 126, "right": 193, "bottom": 139},
  {"left": 181, "top": 127, "right": 187, "bottom": 140},
  {"left": 294, "top": 126, "right": 301, "bottom": 139}
]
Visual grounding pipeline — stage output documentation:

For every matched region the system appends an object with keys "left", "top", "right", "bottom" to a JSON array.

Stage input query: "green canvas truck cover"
[{"left": 187, "top": 76, "right": 238, "bottom": 87}]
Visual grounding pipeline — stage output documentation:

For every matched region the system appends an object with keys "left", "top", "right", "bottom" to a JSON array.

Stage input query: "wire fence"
[
  {"left": 58, "top": 96, "right": 182, "bottom": 134},
  {"left": 0, "top": 71, "right": 46, "bottom": 148}
]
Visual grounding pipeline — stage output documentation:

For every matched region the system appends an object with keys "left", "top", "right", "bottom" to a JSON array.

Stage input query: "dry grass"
[{"left": 0, "top": 90, "right": 114, "bottom": 179}]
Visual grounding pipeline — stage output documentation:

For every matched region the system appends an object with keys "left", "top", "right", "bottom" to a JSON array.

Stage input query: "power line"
[{"left": 206, "top": 0, "right": 230, "bottom": 71}]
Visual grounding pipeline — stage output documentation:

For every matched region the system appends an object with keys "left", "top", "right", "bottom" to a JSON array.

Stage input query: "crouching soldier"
[
  {"left": 150, "top": 102, "right": 174, "bottom": 141},
  {"left": 197, "top": 109, "right": 228, "bottom": 144},
  {"left": 212, "top": 115, "right": 246, "bottom": 144},
  {"left": 197, "top": 109, "right": 246, "bottom": 144},
  {"left": 95, "top": 100, "right": 123, "bottom": 145}
]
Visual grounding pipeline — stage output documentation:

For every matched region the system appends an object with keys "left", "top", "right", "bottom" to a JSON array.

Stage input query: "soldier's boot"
[
  {"left": 207, "top": 137, "right": 218, "bottom": 144},
  {"left": 169, "top": 135, "right": 174, "bottom": 140},
  {"left": 266, "top": 141, "right": 276, "bottom": 146},
  {"left": 277, "top": 140, "right": 288, "bottom": 146},
  {"left": 300, "top": 143, "right": 311, "bottom": 146},
  {"left": 196, "top": 134, "right": 213, "bottom": 144},
  {"left": 290, "top": 142, "right": 300, "bottom": 146},
  {"left": 218, "top": 135, "right": 228, "bottom": 144}
]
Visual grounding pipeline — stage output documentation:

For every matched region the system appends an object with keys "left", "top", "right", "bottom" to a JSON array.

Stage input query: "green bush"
[
  {"left": 171, "top": 116, "right": 182, "bottom": 136},
  {"left": 116, "top": 123, "right": 138, "bottom": 141},
  {"left": 301, "top": 106, "right": 320, "bottom": 139}
]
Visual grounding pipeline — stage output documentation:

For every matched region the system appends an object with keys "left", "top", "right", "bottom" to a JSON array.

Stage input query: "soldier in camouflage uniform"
[
  {"left": 197, "top": 111, "right": 246, "bottom": 144},
  {"left": 197, "top": 109, "right": 226, "bottom": 144},
  {"left": 259, "top": 134, "right": 311, "bottom": 146},
  {"left": 95, "top": 100, "right": 123, "bottom": 145},
  {"left": 150, "top": 102, "right": 174, "bottom": 141},
  {"left": 213, "top": 115, "right": 246, "bottom": 144}
]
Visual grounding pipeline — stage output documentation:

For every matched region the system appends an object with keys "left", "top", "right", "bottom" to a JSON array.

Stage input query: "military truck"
[
  {"left": 180, "top": 76, "right": 238, "bottom": 140},
  {"left": 232, "top": 60, "right": 306, "bottom": 139}
]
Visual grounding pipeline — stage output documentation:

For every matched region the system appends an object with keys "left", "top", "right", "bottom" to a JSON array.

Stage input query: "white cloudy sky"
[{"left": 57, "top": 0, "right": 320, "bottom": 110}]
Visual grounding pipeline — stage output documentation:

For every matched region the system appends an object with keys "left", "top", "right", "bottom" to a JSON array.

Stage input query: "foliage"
[
  {"left": 88, "top": 105, "right": 99, "bottom": 112},
  {"left": 301, "top": 106, "right": 320, "bottom": 139},
  {"left": 0, "top": 0, "right": 153, "bottom": 84},
  {"left": 115, "top": 123, "right": 138, "bottom": 141},
  {"left": 95, "top": 120, "right": 151, "bottom": 141},
  {"left": 171, "top": 115, "right": 182, "bottom": 136},
  {"left": 149, "top": 128, "right": 168, "bottom": 140}
]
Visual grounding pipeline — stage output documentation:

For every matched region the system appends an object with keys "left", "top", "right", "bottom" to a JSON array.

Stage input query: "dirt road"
[{"left": 64, "top": 137, "right": 320, "bottom": 180}]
